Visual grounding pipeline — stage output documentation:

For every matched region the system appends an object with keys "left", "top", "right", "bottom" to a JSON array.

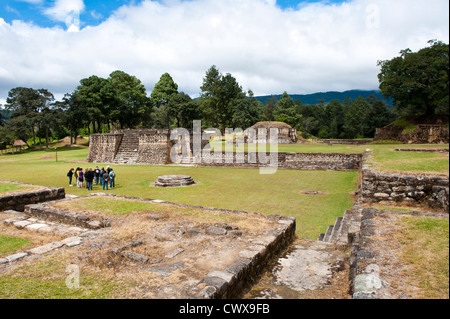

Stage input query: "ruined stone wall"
[
  {"left": 313, "top": 139, "right": 373, "bottom": 145},
  {"left": 137, "top": 131, "right": 172, "bottom": 165},
  {"left": 88, "top": 134, "right": 123, "bottom": 163},
  {"left": 197, "top": 151, "right": 362, "bottom": 171},
  {"left": 282, "top": 152, "right": 362, "bottom": 171},
  {"left": 0, "top": 180, "right": 65, "bottom": 212},
  {"left": 360, "top": 167, "right": 449, "bottom": 212},
  {"left": 88, "top": 130, "right": 362, "bottom": 171},
  {"left": 374, "top": 124, "right": 449, "bottom": 144}
]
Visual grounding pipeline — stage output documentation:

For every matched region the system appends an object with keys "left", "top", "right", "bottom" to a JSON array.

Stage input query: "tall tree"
[
  {"left": 200, "top": 66, "right": 246, "bottom": 132},
  {"left": 151, "top": 73, "right": 179, "bottom": 129},
  {"left": 5, "top": 87, "right": 54, "bottom": 146},
  {"left": 273, "top": 92, "right": 303, "bottom": 129},
  {"left": 108, "top": 70, "right": 151, "bottom": 129},
  {"left": 231, "top": 90, "right": 262, "bottom": 129},
  {"left": 377, "top": 40, "right": 449, "bottom": 117},
  {"left": 263, "top": 96, "right": 277, "bottom": 121},
  {"left": 324, "top": 100, "right": 345, "bottom": 139},
  {"left": 72, "top": 75, "right": 115, "bottom": 133},
  {"left": 166, "top": 92, "right": 201, "bottom": 128},
  {"left": 343, "top": 96, "right": 371, "bottom": 139},
  {"left": 151, "top": 73, "right": 179, "bottom": 108},
  {"left": 365, "top": 97, "right": 397, "bottom": 137}
]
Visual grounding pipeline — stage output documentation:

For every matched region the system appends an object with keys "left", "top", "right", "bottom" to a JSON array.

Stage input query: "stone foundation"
[
  {"left": 348, "top": 208, "right": 448, "bottom": 299},
  {"left": 0, "top": 180, "right": 65, "bottom": 212},
  {"left": 18, "top": 193, "right": 296, "bottom": 299},
  {"left": 88, "top": 130, "right": 363, "bottom": 171},
  {"left": 312, "top": 139, "right": 373, "bottom": 145},
  {"left": 360, "top": 167, "right": 449, "bottom": 212},
  {"left": 24, "top": 201, "right": 108, "bottom": 229},
  {"left": 374, "top": 124, "right": 449, "bottom": 144},
  {"left": 197, "top": 151, "right": 363, "bottom": 171}
]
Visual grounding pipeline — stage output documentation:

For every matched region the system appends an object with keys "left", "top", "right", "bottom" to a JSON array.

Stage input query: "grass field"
[
  {"left": 0, "top": 145, "right": 359, "bottom": 239},
  {"left": 0, "top": 236, "right": 31, "bottom": 257},
  {"left": 0, "top": 182, "right": 37, "bottom": 195},
  {"left": 0, "top": 142, "right": 448, "bottom": 239},
  {"left": 396, "top": 216, "right": 449, "bottom": 299},
  {"left": 0, "top": 140, "right": 448, "bottom": 299}
]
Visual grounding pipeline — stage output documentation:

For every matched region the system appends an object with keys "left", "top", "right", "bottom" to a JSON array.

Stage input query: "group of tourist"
[{"left": 67, "top": 166, "right": 116, "bottom": 190}]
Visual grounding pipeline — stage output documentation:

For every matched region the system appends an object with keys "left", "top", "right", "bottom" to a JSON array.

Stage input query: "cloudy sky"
[{"left": 0, "top": 0, "right": 448, "bottom": 105}]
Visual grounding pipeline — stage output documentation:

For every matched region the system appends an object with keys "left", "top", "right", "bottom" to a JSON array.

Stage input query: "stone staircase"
[
  {"left": 317, "top": 206, "right": 363, "bottom": 247},
  {"left": 114, "top": 133, "right": 140, "bottom": 164}
]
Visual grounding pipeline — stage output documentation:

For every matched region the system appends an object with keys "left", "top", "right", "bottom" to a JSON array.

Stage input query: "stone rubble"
[{"left": 0, "top": 210, "right": 90, "bottom": 266}]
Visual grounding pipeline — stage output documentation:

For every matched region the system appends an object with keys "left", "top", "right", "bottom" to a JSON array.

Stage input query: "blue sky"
[
  {"left": 0, "top": 0, "right": 448, "bottom": 103},
  {"left": 1, "top": 0, "right": 136, "bottom": 28},
  {"left": 0, "top": 0, "right": 347, "bottom": 29}
]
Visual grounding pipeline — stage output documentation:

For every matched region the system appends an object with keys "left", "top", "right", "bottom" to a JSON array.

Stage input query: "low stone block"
[
  {"left": 121, "top": 250, "right": 149, "bottom": 263},
  {"left": 165, "top": 248, "right": 184, "bottom": 259},
  {"left": 225, "top": 263, "right": 246, "bottom": 275},
  {"left": 87, "top": 220, "right": 102, "bottom": 229},
  {"left": 239, "top": 250, "right": 257, "bottom": 260},
  {"left": 61, "top": 236, "right": 83, "bottom": 245},
  {"left": 66, "top": 240, "right": 83, "bottom": 247},
  {"left": 4, "top": 218, "right": 24, "bottom": 226},
  {"left": 28, "top": 242, "right": 64, "bottom": 255},
  {"left": 201, "top": 277, "right": 228, "bottom": 296},
  {"left": 13, "top": 220, "right": 32, "bottom": 229},
  {"left": 187, "top": 228, "right": 206, "bottom": 236},
  {"left": 207, "top": 226, "right": 227, "bottom": 236},
  {"left": 207, "top": 270, "right": 234, "bottom": 283},
  {"left": 26, "top": 223, "right": 48, "bottom": 230},
  {"left": 37, "top": 226, "right": 54, "bottom": 233},
  {"left": 6, "top": 252, "right": 28, "bottom": 262}
]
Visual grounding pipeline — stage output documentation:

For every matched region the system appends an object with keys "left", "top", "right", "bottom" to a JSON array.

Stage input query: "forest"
[{"left": 0, "top": 40, "right": 448, "bottom": 148}]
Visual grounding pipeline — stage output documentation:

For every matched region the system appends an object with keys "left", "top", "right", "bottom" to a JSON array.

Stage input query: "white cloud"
[{"left": 0, "top": 0, "right": 448, "bottom": 102}]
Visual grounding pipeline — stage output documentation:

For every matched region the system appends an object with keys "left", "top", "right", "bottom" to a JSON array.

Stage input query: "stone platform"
[{"left": 154, "top": 175, "right": 196, "bottom": 188}]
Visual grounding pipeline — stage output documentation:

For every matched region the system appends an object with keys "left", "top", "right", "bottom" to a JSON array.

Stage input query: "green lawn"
[
  {"left": 0, "top": 236, "right": 31, "bottom": 257},
  {"left": 0, "top": 142, "right": 447, "bottom": 238},
  {"left": 0, "top": 146, "right": 358, "bottom": 239},
  {"left": 0, "top": 253, "right": 118, "bottom": 299},
  {"left": 0, "top": 182, "right": 36, "bottom": 195},
  {"left": 0, "top": 141, "right": 448, "bottom": 299},
  {"left": 372, "top": 148, "right": 449, "bottom": 174},
  {"left": 212, "top": 139, "right": 449, "bottom": 155},
  {"left": 397, "top": 216, "right": 449, "bottom": 299}
]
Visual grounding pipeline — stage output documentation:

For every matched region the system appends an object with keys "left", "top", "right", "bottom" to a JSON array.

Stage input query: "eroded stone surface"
[{"left": 154, "top": 175, "right": 196, "bottom": 188}]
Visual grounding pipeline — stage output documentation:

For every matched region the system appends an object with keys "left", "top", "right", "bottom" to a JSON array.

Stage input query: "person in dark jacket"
[
  {"left": 100, "top": 167, "right": 105, "bottom": 186},
  {"left": 67, "top": 168, "right": 74, "bottom": 186},
  {"left": 85, "top": 168, "right": 94, "bottom": 191},
  {"left": 102, "top": 171, "right": 110, "bottom": 190}
]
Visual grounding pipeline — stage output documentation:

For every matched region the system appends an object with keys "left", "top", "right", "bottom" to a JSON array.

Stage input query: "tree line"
[{"left": 0, "top": 40, "right": 447, "bottom": 148}]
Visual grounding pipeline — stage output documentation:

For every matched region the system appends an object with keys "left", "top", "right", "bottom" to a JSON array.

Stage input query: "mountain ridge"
[{"left": 253, "top": 89, "right": 392, "bottom": 105}]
